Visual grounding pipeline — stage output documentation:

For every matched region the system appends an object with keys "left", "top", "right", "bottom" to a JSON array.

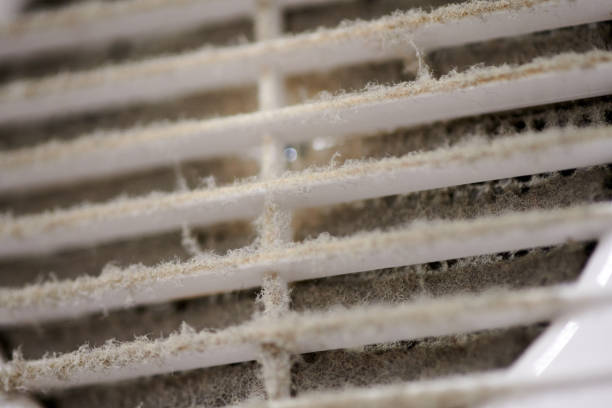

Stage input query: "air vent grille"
[{"left": 0, "top": 0, "right": 611, "bottom": 407}]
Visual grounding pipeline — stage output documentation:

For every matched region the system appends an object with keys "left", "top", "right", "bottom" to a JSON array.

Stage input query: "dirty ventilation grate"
[{"left": 0, "top": 0, "right": 611, "bottom": 407}]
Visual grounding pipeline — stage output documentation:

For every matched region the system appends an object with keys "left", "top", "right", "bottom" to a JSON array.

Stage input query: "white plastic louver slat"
[
  {"left": 2, "top": 284, "right": 611, "bottom": 389},
  {"left": 1, "top": 51, "right": 611, "bottom": 193},
  {"left": 4, "top": 236, "right": 612, "bottom": 392},
  {"left": 246, "top": 369, "right": 612, "bottom": 408},
  {"left": 0, "top": 0, "right": 346, "bottom": 59},
  {"left": 0, "top": 0, "right": 609, "bottom": 123},
  {"left": 1, "top": 203, "right": 611, "bottom": 325},
  {"left": 1, "top": 126, "right": 611, "bottom": 258},
  {"left": 481, "top": 233, "right": 612, "bottom": 408}
]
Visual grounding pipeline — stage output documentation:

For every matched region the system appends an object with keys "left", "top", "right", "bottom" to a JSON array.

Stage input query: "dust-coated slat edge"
[
  {"left": 2, "top": 282, "right": 612, "bottom": 390},
  {"left": 1, "top": 203, "right": 612, "bottom": 325},
  {"left": 0, "top": 355, "right": 41, "bottom": 408},
  {"left": 0, "top": 0, "right": 609, "bottom": 123},
  {"left": 0, "top": 0, "right": 346, "bottom": 60},
  {"left": 242, "top": 368, "right": 612, "bottom": 408},
  {"left": 1, "top": 125, "right": 611, "bottom": 258},
  {"left": 2, "top": 50, "right": 611, "bottom": 193}
]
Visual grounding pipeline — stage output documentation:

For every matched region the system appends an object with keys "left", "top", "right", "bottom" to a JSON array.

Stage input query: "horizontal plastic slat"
[
  {"left": 1, "top": 204, "right": 612, "bottom": 325},
  {"left": 2, "top": 50, "right": 611, "bottom": 193},
  {"left": 0, "top": 0, "right": 609, "bottom": 123},
  {"left": 2, "top": 283, "right": 611, "bottom": 390},
  {"left": 1, "top": 125, "right": 611, "bottom": 258},
  {"left": 242, "top": 368, "right": 612, "bottom": 408},
  {"left": 0, "top": 0, "right": 345, "bottom": 59}
]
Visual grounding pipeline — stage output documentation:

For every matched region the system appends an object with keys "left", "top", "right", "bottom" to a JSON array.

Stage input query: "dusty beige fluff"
[
  {"left": 0, "top": 220, "right": 255, "bottom": 288},
  {"left": 0, "top": 156, "right": 259, "bottom": 217},
  {"left": 0, "top": 0, "right": 584, "bottom": 102},
  {"left": 7, "top": 98, "right": 608, "bottom": 407},
  {"left": 257, "top": 272, "right": 293, "bottom": 399},
  {"left": 289, "top": 94, "right": 612, "bottom": 172},
  {"left": 0, "top": 124, "right": 610, "bottom": 241},
  {"left": 35, "top": 326, "right": 540, "bottom": 408},
  {"left": 47, "top": 361, "right": 265, "bottom": 408},
  {"left": 6, "top": 283, "right": 612, "bottom": 393},
  {"left": 290, "top": 242, "right": 593, "bottom": 313},
  {"left": 0, "top": 100, "right": 607, "bottom": 287},
  {"left": 293, "top": 165, "right": 612, "bottom": 241},
  {"left": 258, "top": 340, "right": 292, "bottom": 400},
  {"left": 1, "top": 282, "right": 609, "bottom": 392},
  {"left": 0, "top": 2, "right": 610, "bottom": 407},
  {"left": 0, "top": 202, "right": 610, "bottom": 314},
  {"left": 3, "top": 22, "right": 606, "bottom": 155},
  {"left": 0, "top": 0, "right": 554, "bottom": 38},
  {"left": 1, "top": 94, "right": 608, "bottom": 219},
  {"left": 255, "top": 197, "right": 294, "bottom": 400},
  {"left": 255, "top": 200, "right": 293, "bottom": 250},
  {"left": 1, "top": 49, "right": 610, "bottom": 174},
  {"left": 0, "top": 239, "right": 589, "bottom": 361}
]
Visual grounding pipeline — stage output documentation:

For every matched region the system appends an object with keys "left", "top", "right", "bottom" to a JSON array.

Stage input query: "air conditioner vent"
[{"left": 0, "top": 1, "right": 611, "bottom": 407}]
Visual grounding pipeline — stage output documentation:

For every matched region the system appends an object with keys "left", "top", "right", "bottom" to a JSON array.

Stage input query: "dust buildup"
[
  {"left": 0, "top": 86, "right": 257, "bottom": 151},
  {"left": 287, "top": 96, "right": 612, "bottom": 171},
  {"left": 0, "top": 18, "right": 253, "bottom": 85},
  {"left": 293, "top": 165, "right": 612, "bottom": 241},
  {"left": 38, "top": 362, "right": 264, "bottom": 408},
  {"left": 291, "top": 325, "right": 544, "bottom": 394},
  {"left": 0, "top": 288, "right": 258, "bottom": 360},
  {"left": 291, "top": 242, "right": 593, "bottom": 312},
  {"left": 0, "top": 156, "right": 259, "bottom": 217},
  {"left": 284, "top": 0, "right": 462, "bottom": 34},
  {"left": 0, "top": 0, "right": 610, "bottom": 406},
  {"left": 286, "top": 60, "right": 416, "bottom": 106},
  {"left": 285, "top": 20, "right": 610, "bottom": 109},
  {"left": 257, "top": 273, "right": 293, "bottom": 399},
  {"left": 428, "top": 21, "right": 612, "bottom": 78},
  {"left": 0, "top": 220, "right": 255, "bottom": 287}
]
